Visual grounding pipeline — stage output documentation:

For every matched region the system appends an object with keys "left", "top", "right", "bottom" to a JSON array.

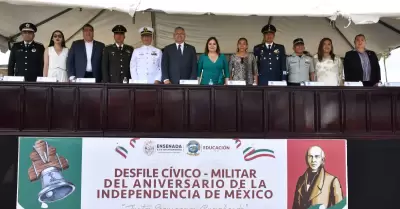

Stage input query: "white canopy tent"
[{"left": 0, "top": 0, "right": 399, "bottom": 57}]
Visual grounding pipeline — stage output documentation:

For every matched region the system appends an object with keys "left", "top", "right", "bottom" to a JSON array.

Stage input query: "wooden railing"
[{"left": 0, "top": 82, "right": 399, "bottom": 138}]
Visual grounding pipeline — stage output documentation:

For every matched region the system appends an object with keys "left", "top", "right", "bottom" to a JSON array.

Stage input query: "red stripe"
[
  {"left": 115, "top": 148, "right": 127, "bottom": 159},
  {"left": 233, "top": 138, "right": 242, "bottom": 148},
  {"left": 130, "top": 138, "right": 140, "bottom": 148},
  {"left": 245, "top": 153, "right": 275, "bottom": 161},
  {"left": 244, "top": 149, "right": 256, "bottom": 158}
]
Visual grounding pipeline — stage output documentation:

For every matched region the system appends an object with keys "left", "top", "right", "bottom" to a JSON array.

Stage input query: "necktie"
[{"left": 178, "top": 44, "right": 182, "bottom": 55}]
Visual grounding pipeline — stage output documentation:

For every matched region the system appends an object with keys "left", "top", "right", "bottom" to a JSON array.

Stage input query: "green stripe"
[
  {"left": 253, "top": 149, "right": 274, "bottom": 154},
  {"left": 117, "top": 146, "right": 128, "bottom": 154},
  {"left": 243, "top": 147, "right": 252, "bottom": 154}
]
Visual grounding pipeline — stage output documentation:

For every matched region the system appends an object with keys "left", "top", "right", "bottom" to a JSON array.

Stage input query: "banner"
[{"left": 17, "top": 137, "right": 348, "bottom": 209}]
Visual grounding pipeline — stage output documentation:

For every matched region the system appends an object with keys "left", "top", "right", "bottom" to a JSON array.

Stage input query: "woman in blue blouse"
[{"left": 197, "top": 37, "right": 229, "bottom": 85}]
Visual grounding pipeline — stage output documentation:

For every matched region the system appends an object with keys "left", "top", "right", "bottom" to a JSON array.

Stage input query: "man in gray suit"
[{"left": 161, "top": 27, "right": 197, "bottom": 84}]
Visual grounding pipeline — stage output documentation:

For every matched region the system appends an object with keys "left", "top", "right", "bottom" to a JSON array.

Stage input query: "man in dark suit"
[
  {"left": 67, "top": 24, "right": 105, "bottom": 83},
  {"left": 8, "top": 23, "right": 45, "bottom": 82},
  {"left": 344, "top": 34, "right": 381, "bottom": 87},
  {"left": 102, "top": 25, "right": 133, "bottom": 83},
  {"left": 253, "top": 24, "right": 287, "bottom": 86},
  {"left": 161, "top": 27, "right": 197, "bottom": 84}
]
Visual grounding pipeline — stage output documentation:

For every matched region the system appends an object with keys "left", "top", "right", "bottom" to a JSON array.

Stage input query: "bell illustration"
[
  {"left": 28, "top": 140, "right": 75, "bottom": 206},
  {"left": 38, "top": 167, "right": 75, "bottom": 203}
]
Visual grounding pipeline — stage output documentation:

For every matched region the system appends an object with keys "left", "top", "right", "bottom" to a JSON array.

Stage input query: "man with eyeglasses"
[{"left": 8, "top": 23, "right": 45, "bottom": 82}]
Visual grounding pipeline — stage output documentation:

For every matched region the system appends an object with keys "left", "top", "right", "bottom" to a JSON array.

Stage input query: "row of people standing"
[{"left": 7, "top": 23, "right": 381, "bottom": 87}]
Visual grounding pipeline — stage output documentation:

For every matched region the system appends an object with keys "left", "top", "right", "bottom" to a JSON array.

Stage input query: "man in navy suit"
[
  {"left": 161, "top": 26, "right": 197, "bottom": 84},
  {"left": 67, "top": 24, "right": 105, "bottom": 82},
  {"left": 253, "top": 24, "right": 287, "bottom": 86},
  {"left": 344, "top": 34, "right": 381, "bottom": 87}
]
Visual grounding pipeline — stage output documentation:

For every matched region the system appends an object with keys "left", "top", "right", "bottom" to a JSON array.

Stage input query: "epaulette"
[
  {"left": 34, "top": 41, "right": 43, "bottom": 45},
  {"left": 106, "top": 44, "right": 114, "bottom": 47}
]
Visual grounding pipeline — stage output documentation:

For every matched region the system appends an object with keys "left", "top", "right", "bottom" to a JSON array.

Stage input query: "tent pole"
[
  {"left": 379, "top": 20, "right": 400, "bottom": 35},
  {"left": 9, "top": 8, "right": 73, "bottom": 41},
  {"left": 0, "top": 33, "right": 8, "bottom": 41},
  {"left": 383, "top": 56, "right": 388, "bottom": 82},
  {"left": 151, "top": 12, "right": 157, "bottom": 46},
  {"left": 65, "top": 9, "right": 106, "bottom": 43},
  {"left": 325, "top": 18, "right": 354, "bottom": 50},
  {"left": 268, "top": 16, "right": 273, "bottom": 24}
]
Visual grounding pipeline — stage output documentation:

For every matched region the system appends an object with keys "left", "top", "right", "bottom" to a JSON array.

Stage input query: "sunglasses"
[{"left": 53, "top": 35, "right": 62, "bottom": 38}]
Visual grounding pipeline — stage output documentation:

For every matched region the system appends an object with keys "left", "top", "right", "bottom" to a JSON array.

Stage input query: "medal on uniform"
[
  {"left": 32, "top": 48, "right": 36, "bottom": 52},
  {"left": 111, "top": 52, "right": 115, "bottom": 56},
  {"left": 126, "top": 50, "right": 131, "bottom": 53}
]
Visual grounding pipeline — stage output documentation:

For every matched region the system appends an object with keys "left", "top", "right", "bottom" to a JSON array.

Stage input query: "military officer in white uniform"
[{"left": 130, "top": 26, "right": 162, "bottom": 84}]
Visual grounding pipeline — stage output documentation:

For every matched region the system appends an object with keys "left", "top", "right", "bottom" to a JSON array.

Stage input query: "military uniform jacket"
[
  {"left": 130, "top": 45, "right": 162, "bottom": 83},
  {"left": 8, "top": 41, "right": 45, "bottom": 82},
  {"left": 286, "top": 53, "right": 315, "bottom": 83},
  {"left": 102, "top": 44, "right": 133, "bottom": 83},
  {"left": 253, "top": 43, "right": 287, "bottom": 85}
]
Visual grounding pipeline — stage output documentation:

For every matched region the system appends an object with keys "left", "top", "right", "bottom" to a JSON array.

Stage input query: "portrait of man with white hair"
[{"left": 292, "top": 146, "right": 344, "bottom": 209}]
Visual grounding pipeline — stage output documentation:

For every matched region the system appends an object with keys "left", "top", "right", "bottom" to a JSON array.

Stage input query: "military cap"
[
  {"left": 293, "top": 38, "right": 304, "bottom": 45},
  {"left": 261, "top": 24, "right": 276, "bottom": 34},
  {"left": 139, "top": 26, "right": 154, "bottom": 36},
  {"left": 19, "top": 22, "right": 37, "bottom": 33},
  {"left": 112, "top": 25, "right": 127, "bottom": 33}
]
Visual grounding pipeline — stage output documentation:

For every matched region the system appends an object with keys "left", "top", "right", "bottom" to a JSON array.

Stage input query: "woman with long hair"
[
  {"left": 43, "top": 30, "right": 68, "bottom": 82},
  {"left": 229, "top": 38, "right": 258, "bottom": 85},
  {"left": 313, "top": 38, "right": 343, "bottom": 86},
  {"left": 313, "top": 38, "right": 342, "bottom": 129},
  {"left": 197, "top": 37, "right": 229, "bottom": 85}
]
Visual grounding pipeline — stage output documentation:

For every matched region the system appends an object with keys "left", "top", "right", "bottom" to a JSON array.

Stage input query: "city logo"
[
  {"left": 186, "top": 140, "right": 201, "bottom": 156},
  {"left": 156, "top": 143, "right": 184, "bottom": 153},
  {"left": 143, "top": 140, "right": 155, "bottom": 156}
]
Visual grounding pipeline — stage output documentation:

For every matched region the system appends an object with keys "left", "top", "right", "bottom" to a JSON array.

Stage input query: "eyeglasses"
[{"left": 53, "top": 35, "right": 62, "bottom": 38}]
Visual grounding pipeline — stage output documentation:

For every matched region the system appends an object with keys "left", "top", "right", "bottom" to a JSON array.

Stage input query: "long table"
[{"left": 0, "top": 82, "right": 399, "bottom": 138}]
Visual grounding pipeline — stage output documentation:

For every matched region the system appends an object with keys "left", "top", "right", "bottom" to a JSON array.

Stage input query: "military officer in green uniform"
[
  {"left": 102, "top": 25, "right": 134, "bottom": 83},
  {"left": 8, "top": 23, "right": 45, "bottom": 82}
]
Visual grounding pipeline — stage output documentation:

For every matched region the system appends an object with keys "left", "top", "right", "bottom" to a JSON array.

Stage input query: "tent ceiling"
[
  {"left": 0, "top": 3, "right": 151, "bottom": 52},
  {"left": 0, "top": 2, "right": 399, "bottom": 57},
  {"left": 155, "top": 14, "right": 400, "bottom": 57}
]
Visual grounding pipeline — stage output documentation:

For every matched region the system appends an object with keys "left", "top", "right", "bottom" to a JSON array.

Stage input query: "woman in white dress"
[
  {"left": 313, "top": 38, "right": 343, "bottom": 86},
  {"left": 43, "top": 30, "right": 68, "bottom": 82},
  {"left": 313, "top": 38, "right": 342, "bottom": 128}
]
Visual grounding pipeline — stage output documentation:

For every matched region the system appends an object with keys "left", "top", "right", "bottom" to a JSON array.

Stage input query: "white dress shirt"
[
  {"left": 265, "top": 42, "right": 274, "bottom": 49},
  {"left": 24, "top": 41, "right": 33, "bottom": 46},
  {"left": 85, "top": 41, "right": 93, "bottom": 72},
  {"left": 176, "top": 42, "right": 184, "bottom": 54},
  {"left": 130, "top": 45, "right": 162, "bottom": 83}
]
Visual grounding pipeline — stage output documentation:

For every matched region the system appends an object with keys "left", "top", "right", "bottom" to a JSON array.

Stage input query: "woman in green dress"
[{"left": 197, "top": 37, "right": 229, "bottom": 85}]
